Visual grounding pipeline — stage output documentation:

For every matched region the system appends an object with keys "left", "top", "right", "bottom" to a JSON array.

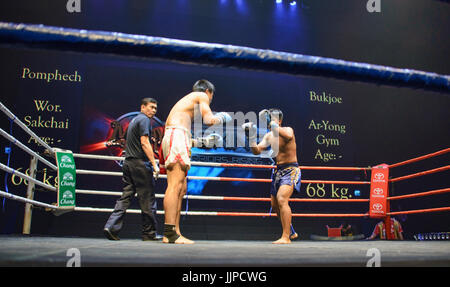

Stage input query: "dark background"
[{"left": 0, "top": 0, "right": 449, "bottom": 240}]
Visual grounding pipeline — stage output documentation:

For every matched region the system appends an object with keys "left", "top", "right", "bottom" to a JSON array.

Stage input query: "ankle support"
[{"left": 164, "top": 224, "right": 180, "bottom": 243}]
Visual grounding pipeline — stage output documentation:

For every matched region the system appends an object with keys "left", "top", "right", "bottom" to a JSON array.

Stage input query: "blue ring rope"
[{"left": 0, "top": 22, "right": 448, "bottom": 93}]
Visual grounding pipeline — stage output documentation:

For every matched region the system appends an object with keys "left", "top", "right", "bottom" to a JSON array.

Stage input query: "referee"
[{"left": 104, "top": 98, "right": 161, "bottom": 241}]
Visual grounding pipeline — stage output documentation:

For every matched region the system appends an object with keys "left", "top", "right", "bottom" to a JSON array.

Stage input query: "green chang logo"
[
  {"left": 60, "top": 190, "right": 75, "bottom": 205},
  {"left": 61, "top": 172, "right": 75, "bottom": 187},
  {"left": 62, "top": 172, "right": 73, "bottom": 181},
  {"left": 61, "top": 155, "right": 72, "bottom": 163},
  {"left": 59, "top": 155, "right": 75, "bottom": 169}
]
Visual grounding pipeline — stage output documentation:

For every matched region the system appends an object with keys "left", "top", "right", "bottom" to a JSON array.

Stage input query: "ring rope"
[
  {"left": 0, "top": 127, "right": 57, "bottom": 170},
  {"left": 220, "top": 196, "right": 369, "bottom": 203},
  {"left": 389, "top": 165, "right": 450, "bottom": 183},
  {"left": 0, "top": 22, "right": 449, "bottom": 92},
  {"left": 0, "top": 162, "right": 56, "bottom": 192},
  {"left": 387, "top": 207, "right": 450, "bottom": 216},
  {"left": 387, "top": 188, "right": 450, "bottom": 201},
  {"left": 72, "top": 153, "right": 125, "bottom": 161},
  {"left": 73, "top": 206, "right": 369, "bottom": 218},
  {"left": 222, "top": 212, "right": 368, "bottom": 218},
  {"left": 73, "top": 206, "right": 214, "bottom": 216},
  {"left": 75, "top": 168, "right": 370, "bottom": 185},
  {"left": 76, "top": 169, "right": 122, "bottom": 176},
  {"left": 389, "top": 148, "right": 450, "bottom": 168},
  {"left": 0, "top": 101, "right": 53, "bottom": 153},
  {"left": 0, "top": 190, "right": 57, "bottom": 210}
]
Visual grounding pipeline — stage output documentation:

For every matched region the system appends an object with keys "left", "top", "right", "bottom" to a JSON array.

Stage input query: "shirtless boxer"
[
  {"left": 161, "top": 79, "right": 231, "bottom": 244},
  {"left": 243, "top": 109, "right": 301, "bottom": 244}
]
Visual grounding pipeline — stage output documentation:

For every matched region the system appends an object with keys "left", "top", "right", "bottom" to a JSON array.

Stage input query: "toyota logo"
[
  {"left": 373, "top": 203, "right": 383, "bottom": 211},
  {"left": 373, "top": 188, "right": 384, "bottom": 195},
  {"left": 374, "top": 173, "right": 384, "bottom": 180}
]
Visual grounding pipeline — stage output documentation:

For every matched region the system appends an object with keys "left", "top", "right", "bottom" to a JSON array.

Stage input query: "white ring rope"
[
  {"left": 76, "top": 169, "right": 123, "bottom": 176},
  {"left": 0, "top": 190, "right": 57, "bottom": 210},
  {"left": 0, "top": 101, "right": 54, "bottom": 154},
  {"left": 0, "top": 162, "right": 56, "bottom": 192},
  {"left": 74, "top": 206, "right": 217, "bottom": 216},
  {"left": 75, "top": 189, "right": 225, "bottom": 201},
  {"left": 72, "top": 153, "right": 125, "bottom": 161},
  {"left": 0, "top": 101, "right": 60, "bottom": 211},
  {"left": 0, "top": 127, "right": 57, "bottom": 170}
]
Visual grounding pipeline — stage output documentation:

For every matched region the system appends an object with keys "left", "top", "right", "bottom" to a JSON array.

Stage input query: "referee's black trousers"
[{"left": 104, "top": 158, "right": 158, "bottom": 237}]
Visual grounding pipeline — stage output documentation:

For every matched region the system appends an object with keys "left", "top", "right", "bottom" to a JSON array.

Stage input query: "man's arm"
[
  {"left": 250, "top": 132, "right": 271, "bottom": 155},
  {"left": 366, "top": 224, "right": 380, "bottom": 240},
  {"left": 278, "top": 127, "right": 294, "bottom": 141},
  {"left": 197, "top": 92, "right": 219, "bottom": 125},
  {"left": 141, "top": 135, "right": 158, "bottom": 170},
  {"left": 396, "top": 222, "right": 404, "bottom": 240},
  {"left": 197, "top": 92, "right": 231, "bottom": 125},
  {"left": 270, "top": 122, "right": 294, "bottom": 141}
]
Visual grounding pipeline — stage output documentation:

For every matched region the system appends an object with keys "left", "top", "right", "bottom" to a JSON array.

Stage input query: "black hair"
[
  {"left": 141, "top": 98, "right": 158, "bottom": 106},
  {"left": 269, "top": 108, "right": 283, "bottom": 122},
  {"left": 193, "top": 79, "right": 215, "bottom": 94}
]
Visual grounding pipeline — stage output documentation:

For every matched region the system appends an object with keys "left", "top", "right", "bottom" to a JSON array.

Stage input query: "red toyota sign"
[{"left": 369, "top": 164, "right": 389, "bottom": 218}]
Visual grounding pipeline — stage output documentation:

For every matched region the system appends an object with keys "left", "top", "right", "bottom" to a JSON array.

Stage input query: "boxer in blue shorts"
[
  {"left": 271, "top": 163, "right": 301, "bottom": 196},
  {"left": 243, "top": 108, "right": 300, "bottom": 244}
]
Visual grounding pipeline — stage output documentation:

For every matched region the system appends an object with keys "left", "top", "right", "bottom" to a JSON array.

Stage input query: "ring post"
[
  {"left": 369, "top": 164, "right": 391, "bottom": 238},
  {"left": 53, "top": 149, "right": 76, "bottom": 215},
  {"left": 22, "top": 156, "right": 38, "bottom": 235}
]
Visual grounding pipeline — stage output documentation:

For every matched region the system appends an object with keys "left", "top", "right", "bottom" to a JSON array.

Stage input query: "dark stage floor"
[{"left": 0, "top": 235, "right": 449, "bottom": 267}]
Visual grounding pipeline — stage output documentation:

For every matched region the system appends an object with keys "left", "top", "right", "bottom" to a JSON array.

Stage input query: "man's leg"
[
  {"left": 273, "top": 185, "right": 294, "bottom": 244},
  {"left": 271, "top": 193, "right": 298, "bottom": 240},
  {"left": 132, "top": 160, "right": 159, "bottom": 240},
  {"left": 104, "top": 161, "right": 135, "bottom": 240},
  {"left": 270, "top": 194, "right": 280, "bottom": 217},
  {"left": 163, "top": 163, "right": 193, "bottom": 244},
  {"left": 175, "top": 178, "right": 187, "bottom": 235}
]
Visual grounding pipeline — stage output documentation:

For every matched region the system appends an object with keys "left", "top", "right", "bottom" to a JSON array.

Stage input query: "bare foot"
[
  {"left": 176, "top": 235, "right": 195, "bottom": 244},
  {"left": 272, "top": 237, "right": 291, "bottom": 244},
  {"left": 290, "top": 232, "right": 298, "bottom": 240},
  {"left": 162, "top": 235, "right": 195, "bottom": 244}
]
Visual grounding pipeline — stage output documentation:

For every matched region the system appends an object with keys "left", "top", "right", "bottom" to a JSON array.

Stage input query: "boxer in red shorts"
[{"left": 161, "top": 79, "right": 232, "bottom": 244}]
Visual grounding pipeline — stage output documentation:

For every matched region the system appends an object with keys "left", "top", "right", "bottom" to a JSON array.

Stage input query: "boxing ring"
[{"left": 0, "top": 22, "right": 449, "bottom": 267}]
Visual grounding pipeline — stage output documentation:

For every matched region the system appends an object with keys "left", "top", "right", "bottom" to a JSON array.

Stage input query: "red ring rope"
[
  {"left": 388, "top": 188, "right": 450, "bottom": 201},
  {"left": 389, "top": 165, "right": 450, "bottom": 182},
  {"left": 207, "top": 177, "right": 370, "bottom": 185},
  {"left": 221, "top": 196, "right": 369, "bottom": 203},
  {"left": 217, "top": 212, "right": 369, "bottom": 217},
  {"left": 380, "top": 148, "right": 450, "bottom": 220},
  {"left": 389, "top": 148, "right": 450, "bottom": 168},
  {"left": 387, "top": 207, "right": 450, "bottom": 216}
]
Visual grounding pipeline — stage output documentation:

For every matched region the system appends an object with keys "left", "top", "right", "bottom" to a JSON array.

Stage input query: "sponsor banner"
[
  {"left": 369, "top": 164, "right": 389, "bottom": 218},
  {"left": 55, "top": 150, "right": 76, "bottom": 207}
]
